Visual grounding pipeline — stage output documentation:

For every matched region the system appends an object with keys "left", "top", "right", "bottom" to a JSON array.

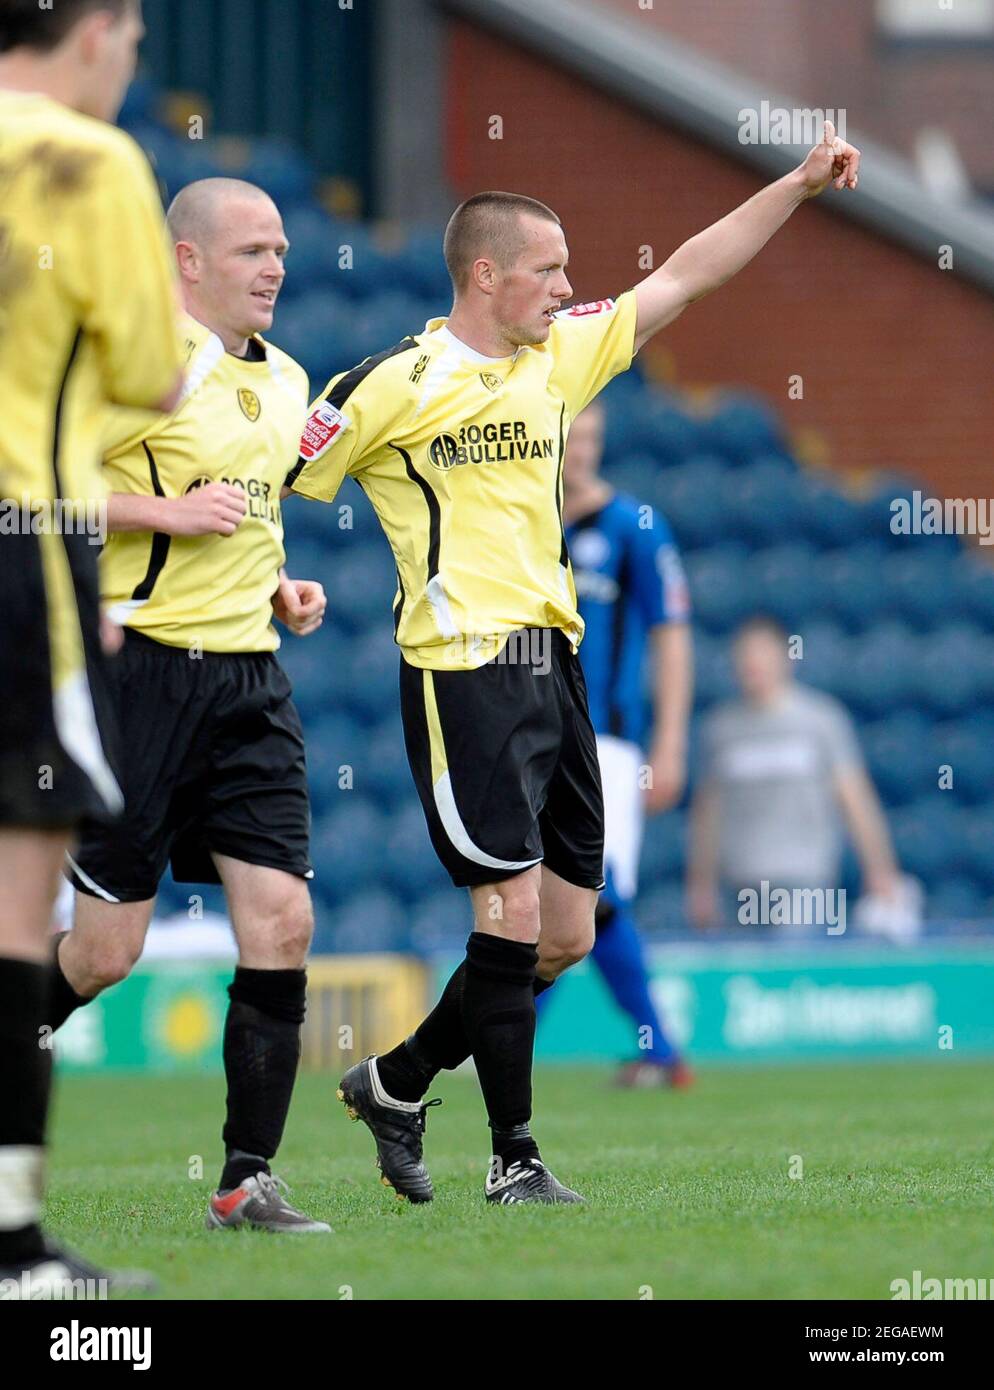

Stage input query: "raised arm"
[{"left": 633, "top": 121, "right": 860, "bottom": 351}]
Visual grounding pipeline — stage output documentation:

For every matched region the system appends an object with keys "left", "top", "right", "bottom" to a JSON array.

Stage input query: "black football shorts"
[
  {"left": 68, "top": 630, "right": 312, "bottom": 902},
  {"left": 0, "top": 524, "right": 121, "bottom": 829},
  {"left": 399, "top": 627, "right": 605, "bottom": 890}
]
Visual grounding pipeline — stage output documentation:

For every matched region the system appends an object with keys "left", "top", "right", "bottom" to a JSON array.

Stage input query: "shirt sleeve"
[
  {"left": 79, "top": 134, "right": 183, "bottom": 410},
  {"left": 628, "top": 508, "right": 691, "bottom": 628},
  {"left": 821, "top": 698, "right": 864, "bottom": 774},
  {"left": 286, "top": 366, "right": 384, "bottom": 501},
  {"left": 548, "top": 289, "right": 638, "bottom": 417}
]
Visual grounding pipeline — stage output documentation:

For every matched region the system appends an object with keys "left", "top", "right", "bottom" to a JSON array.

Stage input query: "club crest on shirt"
[
  {"left": 480, "top": 372, "right": 503, "bottom": 393},
  {"left": 237, "top": 388, "right": 261, "bottom": 422}
]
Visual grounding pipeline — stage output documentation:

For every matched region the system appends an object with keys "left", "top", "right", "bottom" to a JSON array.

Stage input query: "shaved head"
[
  {"left": 444, "top": 191, "right": 561, "bottom": 294},
  {"left": 167, "top": 178, "right": 289, "bottom": 354},
  {"left": 166, "top": 178, "right": 277, "bottom": 248}
]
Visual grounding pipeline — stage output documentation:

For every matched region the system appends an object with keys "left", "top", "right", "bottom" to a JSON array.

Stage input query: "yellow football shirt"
[
  {"left": 0, "top": 90, "right": 182, "bottom": 506},
  {"left": 100, "top": 312, "right": 309, "bottom": 652},
  {"left": 288, "top": 292, "right": 638, "bottom": 669},
  {"left": 0, "top": 87, "right": 181, "bottom": 793}
]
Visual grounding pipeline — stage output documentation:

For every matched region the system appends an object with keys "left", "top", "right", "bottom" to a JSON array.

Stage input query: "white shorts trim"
[{"left": 433, "top": 770, "right": 542, "bottom": 874}]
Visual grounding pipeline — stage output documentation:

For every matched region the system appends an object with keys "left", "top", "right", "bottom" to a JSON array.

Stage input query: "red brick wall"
[
  {"left": 445, "top": 18, "right": 994, "bottom": 499},
  {"left": 589, "top": 0, "right": 994, "bottom": 188}
]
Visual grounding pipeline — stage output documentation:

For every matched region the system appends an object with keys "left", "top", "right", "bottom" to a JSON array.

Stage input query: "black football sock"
[
  {"left": 0, "top": 957, "right": 52, "bottom": 1264},
  {"left": 379, "top": 964, "right": 558, "bottom": 1102},
  {"left": 378, "top": 962, "right": 470, "bottom": 1102},
  {"left": 48, "top": 932, "right": 89, "bottom": 1032},
  {"left": 219, "top": 967, "right": 306, "bottom": 1192},
  {"left": 461, "top": 932, "right": 540, "bottom": 1163}
]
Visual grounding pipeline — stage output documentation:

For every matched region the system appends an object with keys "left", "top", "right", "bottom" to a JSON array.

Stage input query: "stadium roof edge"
[{"left": 438, "top": 0, "right": 994, "bottom": 295}]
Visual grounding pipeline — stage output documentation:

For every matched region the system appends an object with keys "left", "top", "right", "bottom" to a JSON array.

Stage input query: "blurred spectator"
[{"left": 687, "top": 616, "right": 902, "bottom": 934}]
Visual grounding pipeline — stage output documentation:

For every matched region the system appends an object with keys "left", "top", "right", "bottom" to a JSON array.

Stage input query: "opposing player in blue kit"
[{"left": 559, "top": 400, "right": 694, "bottom": 1087}]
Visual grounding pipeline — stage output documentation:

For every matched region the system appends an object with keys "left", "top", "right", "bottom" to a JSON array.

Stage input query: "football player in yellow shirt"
[
  {"left": 0, "top": 0, "right": 183, "bottom": 1294},
  {"left": 289, "top": 125, "right": 860, "bottom": 1205},
  {"left": 48, "top": 177, "right": 330, "bottom": 1235}
]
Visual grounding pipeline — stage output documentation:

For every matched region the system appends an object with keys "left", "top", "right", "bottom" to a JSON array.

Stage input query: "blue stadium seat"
[
  {"left": 238, "top": 138, "right": 315, "bottom": 208},
  {"left": 273, "top": 290, "right": 358, "bottom": 386},
  {"left": 812, "top": 544, "right": 892, "bottom": 631},
  {"left": 599, "top": 376, "right": 693, "bottom": 466},
  {"left": 838, "top": 622, "right": 919, "bottom": 716},
  {"left": 682, "top": 543, "right": 753, "bottom": 633},
  {"left": 310, "top": 800, "right": 387, "bottom": 902},
  {"left": 932, "top": 719, "right": 994, "bottom": 805},
  {"left": 279, "top": 634, "right": 343, "bottom": 710},
  {"left": 890, "top": 798, "right": 964, "bottom": 884},
  {"left": 881, "top": 549, "right": 959, "bottom": 631},
  {"left": 862, "top": 476, "right": 959, "bottom": 551},
  {"left": 601, "top": 453, "right": 662, "bottom": 504},
  {"left": 959, "top": 805, "right": 994, "bottom": 892},
  {"left": 792, "top": 621, "right": 851, "bottom": 700},
  {"left": 329, "top": 224, "right": 396, "bottom": 301},
  {"left": 912, "top": 622, "right": 988, "bottom": 717},
  {"left": 694, "top": 393, "right": 785, "bottom": 466},
  {"left": 792, "top": 474, "right": 871, "bottom": 549},
  {"left": 324, "top": 542, "right": 397, "bottom": 635},
  {"left": 304, "top": 712, "right": 365, "bottom": 815},
  {"left": 382, "top": 804, "right": 450, "bottom": 898},
  {"left": 390, "top": 227, "right": 451, "bottom": 303},
  {"left": 344, "top": 626, "right": 402, "bottom": 725},
  {"left": 726, "top": 456, "right": 803, "bottom": 546},
  {"left": 655, "top": 458, "right": 731, "bottom": 551},
  {"left": 860, "top": 711, "right": 936, "bottom": 806},
  {"left": 361, "top": 718, "right": 412, "bottom": 811},
  {"left": 957, "top": 555, "right": 994, "bottom": 627},
  {"left": 747, "top": 542, "right": 819, "bottom": 626},
  {"left": 280, "top": 207, "right": 352, "bottom": 290}
]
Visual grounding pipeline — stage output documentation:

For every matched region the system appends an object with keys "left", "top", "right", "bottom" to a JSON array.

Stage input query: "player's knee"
[
  {"left": 283, "top": 902, "right": 314, "bottom": 966},
  {"left": 260, "top": 893, "right": 314, "bottom": 967},
  {"left": 83, "top": 937, "right": 143, "bottom": 991},
  {"left": 543, "top": 920, "right": 594, "bottom": 973},
  {"left": 494, "top": 879, "right": 541, "bottom": 939}
]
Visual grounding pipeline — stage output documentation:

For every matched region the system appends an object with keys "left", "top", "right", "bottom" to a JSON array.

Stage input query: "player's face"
[
  {"left": 78, "top": 1, "right": 145, "bottom": 122},
  {"left": 735, "top": 631, "right": 790, "bottom": 701},
  {"left": 496, "top": 217, "right": 572, "bottom": 347},
  {"left": 563, "top": 404, "right": 606, "bottom": 485},
  {"left": 198, "top": 197, "right": 289, "bottom": 338}
]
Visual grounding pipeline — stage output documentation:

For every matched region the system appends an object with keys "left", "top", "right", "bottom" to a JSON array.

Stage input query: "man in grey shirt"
[{"left": 687, "top": 616, "right": 900, "bottom": 931}]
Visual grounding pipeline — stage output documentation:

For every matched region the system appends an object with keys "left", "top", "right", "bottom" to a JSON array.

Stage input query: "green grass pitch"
[{"left": 46, "top": 1060, "right": 994, "bottom": 1300}]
